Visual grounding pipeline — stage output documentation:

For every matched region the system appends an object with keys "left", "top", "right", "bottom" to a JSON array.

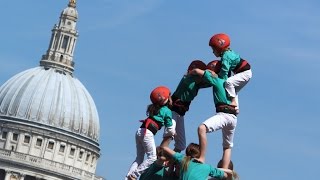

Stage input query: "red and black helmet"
[
  {"left": 209, "top": 33, "right": 230, "bottom": 54},
  {"left": 206, "top": 60, "right": 222, "bottom": 74},
  {"left": 150, "top": 86, "right": 171, "bottom": 105},
  {"left": 188, "top": 60, "right": 207, "bottom": 72}
]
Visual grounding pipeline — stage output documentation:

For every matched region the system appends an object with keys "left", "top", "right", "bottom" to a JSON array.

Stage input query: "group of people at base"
[{"left": 125, "top": 33, "right": 252, "bottom": 180}]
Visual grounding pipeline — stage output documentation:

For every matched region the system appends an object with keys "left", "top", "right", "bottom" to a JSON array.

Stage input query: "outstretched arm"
[
  {"left": 160, "top": 136, "right": 173, "bottom": 147},
  {"left": 189, "top": 68, "right": 205, "bottom": 76},
  {"left": 218, "top": 168, "right": 234, "bottom": 180},
  {"left": 160, "top": 146, "right": 176, "bottom": 157},
  {"left": 190, "top": 68, "right": 218, "bottom": 78}
]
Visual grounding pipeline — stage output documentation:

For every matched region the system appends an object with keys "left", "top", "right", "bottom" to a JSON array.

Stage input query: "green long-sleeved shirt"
[
  {"left": 150, "top": 105, "right": 173, "bottom": 127},
  {"left": 172, "top": 152, "right": 225, "bottom": 180},
  {"left": 219, "top": 49, "right": 240, "bottom": 80},
  {"left": 139, "top": 162, "right": 178, "bottom": 180},
  {"left": 172, "top": 75, "right": 201, "bottom": 102},
  {"left": 202, "top": 70, "right": 232, "bottom": 106}
]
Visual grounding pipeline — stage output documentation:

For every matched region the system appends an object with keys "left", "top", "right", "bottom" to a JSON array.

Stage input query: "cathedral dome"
[{"left": 0, "top": 67, "right": 100, "bottom": 142}]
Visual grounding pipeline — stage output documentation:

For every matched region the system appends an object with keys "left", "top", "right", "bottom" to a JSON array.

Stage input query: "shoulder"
[
  {"left": 160, "top": 106, "right": 171, "bottom": 113},
  {"left": 160, "top": 106, "right": 172, "bottom": 116},
  {"left": 222, "top": 49, "right": 240, "bottom": 60},
  {"left": 172, "top": 152, "right": 184, "bottom": 162}
]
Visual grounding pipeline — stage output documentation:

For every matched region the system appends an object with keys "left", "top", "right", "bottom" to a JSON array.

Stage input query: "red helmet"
[
  {"left": 209, "top": 33, "right": 230, "bottom": 53},
  {"left": 150, "top": 86, "right": 171, "bottom": 105},
  {"left": 206, "top": 60, "right": 222, "bottom": 74},
  {"left": 188, "top": 60, "right": 207, "bottom": 71}
]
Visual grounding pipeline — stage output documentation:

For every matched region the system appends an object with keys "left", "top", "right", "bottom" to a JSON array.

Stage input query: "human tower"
[{"left": 125, "top": 33, "right": 252, "bottom": 180}]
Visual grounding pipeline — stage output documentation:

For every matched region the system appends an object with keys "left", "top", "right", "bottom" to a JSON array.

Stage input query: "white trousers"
[
  {"left": 202, "top": 112, "right": 237, "bottom": 148},
  {"left": 125, "top": 128, "right": 157, "bottom": 179},
  {"left": 172, "top": 111, "right": 186, "bottom": 151},
  {"left": 225, "top": 69, "right": 252, "bottom": 109}
]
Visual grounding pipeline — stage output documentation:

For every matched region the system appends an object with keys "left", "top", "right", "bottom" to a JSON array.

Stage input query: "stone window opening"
[
  {"left": 1, "top": 131, "right": 7, "bottom": 139},
  {"left": 59, "top": 144, "right": 65, "bottom": 153},
  {"left": 24, "top": 135, "right": 31, "bottom": 144},
  {"left": 69, "top": 147, "right": 75, "bottom": 156},
  {"left": 78, "top": 150, "right": 84, "bottom": 159},
  {"left": 12, "top": 133, "right": 19, "bottom": 141},
  {"left": 47, "top": 141, "right": 55, "bottom": 150},
  {"left": 36, "top": 138, "right": 43, "bottom": 147},
  {"left": 86, "top": 153, "right": 90, "bottom": 162},
  {"left": 91, "top": 156, "right": 95, "bottom": 164}
]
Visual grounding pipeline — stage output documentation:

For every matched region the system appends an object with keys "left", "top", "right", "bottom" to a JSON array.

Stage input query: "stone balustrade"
[{"left": 0, "top": 149, "right": 102, "bottom": 180}]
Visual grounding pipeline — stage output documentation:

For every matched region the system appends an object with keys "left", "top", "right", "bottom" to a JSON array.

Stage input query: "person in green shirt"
[
  {"left": 208, "top": 160, "right": 239, "bottom": 180},
  {"left": 189, "top": 60, "right": 238, "bottom": 170},
  {"left": 139, "top": 146, "right": 178, "bottom": 180},
  {"left": 170, "top": 60, "right": 208, "bottom": 153},
  {"left": 161, "top": 143, "right": 233, "bottom": 180},
  {"left": 168, "top": 60, "right": 209, "bottom": 176},
  {"left": 209, "top": 33, "right": 252, "bottom": 112},
  {"left": 126, "top": 86, "right": 176, "bottom": 180}
]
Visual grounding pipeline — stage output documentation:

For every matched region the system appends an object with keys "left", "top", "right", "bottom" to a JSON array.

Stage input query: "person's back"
[
  {"left": 170, "top": 60, "right": 208, "bottom": 153},
  {"left": 162, "top": 143, "right": 230, "bottom": 180},
  {"left": 125, "top": 86, "right": 176, "bottom": 180},
  {"left": 140, "top": 146, "right": 179, "bottom": 180},
  {"left": 173, "top": 152, "right": 225, "bottom": 180},
  {"left": 219, "top": 49, "right": 241, "bottom": 80},
  {"left": 208, "top": 33, "right": 252, "bottom": 109},
  {"left": 188, "top": 62, "right": 238, "bottom": 169}
]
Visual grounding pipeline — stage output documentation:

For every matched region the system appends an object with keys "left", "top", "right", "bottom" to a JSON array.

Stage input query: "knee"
[
  {"left": 225, "top": 80, "right": 233, "bottom": 87},
  {"left": 198, "top": 124, "right": 207, "bottom": 134}
]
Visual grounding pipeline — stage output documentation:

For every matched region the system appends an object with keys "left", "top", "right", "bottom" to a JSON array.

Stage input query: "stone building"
[{"left": 0, "top": 1, "right": 103, "bottom": 179}]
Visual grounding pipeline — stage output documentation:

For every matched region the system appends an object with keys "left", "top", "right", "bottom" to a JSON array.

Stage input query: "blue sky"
[{"left": 0, "top": 0, "right": 320, "bottom": 179}]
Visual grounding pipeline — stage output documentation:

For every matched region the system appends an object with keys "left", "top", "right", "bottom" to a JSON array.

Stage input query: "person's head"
[
  {"left": 185, "top": 143, "right": 201, "bottom": 158},
  {"left": 181, "top": 143, "right": 201, "bottom": 172},
  {"left": 187, "top": 60, "right": 207, "bottom": 73},
  {"left": 217, "top": 159, "right": 233, "bottom": 170},
  {"left": 206, "top": 60, "right": 222, "bottom": 74},
  {"left": 187, "top": 60, "right": 208, "bottom": 85},
  {"left": 150, "top": 86, "right": 171, "bottom": 106},
  {"left": 148, "top": 86, "right": 171, "bottom": 116},
  {"left": 156, "top": 146, "right": 171, "bottom": 163},
  {"left": 217, "top": 160, "right": 239, "bottom": 180},
  {"left": 209, "top": 33, "right": 230, "bottom": 57}
]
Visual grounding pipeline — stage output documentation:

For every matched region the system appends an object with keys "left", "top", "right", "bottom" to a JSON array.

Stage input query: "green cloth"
[
  {"left": 202, "top": 70, "right": 232, "bottom": 105},
  {"left": 219, "top": 49, "right": 241, "bottom": 80},
  {"left": 172, "top": 152, "right": 225, "bottom": 180},
  {"left": 139, "top": 162, "right": 178, "bottom": 180},
  {"left": 172, "top": 75, "right": 201, "bottom": 102},
  {"left": 151, "top": 106, "right": 173, "bottom": 127}
]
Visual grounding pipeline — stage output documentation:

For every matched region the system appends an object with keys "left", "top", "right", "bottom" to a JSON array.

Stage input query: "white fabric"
[
  {"left": 163, "top": 119, "right": 176, "bottom": 138},
  {"left": 202, "top": 112, "right": 237, "bottom": 148},
  {"left": 225, "top": 69, "right": 252, "bottom": 112},
  {"left": 172, "top": 111, "right": 186, "bottom": 151},
  {"left": 225, "top": 69, "right": 252, "bottom": 98},
  {"left": 125, "top": 128, "right": 157, "bottom": 179}
]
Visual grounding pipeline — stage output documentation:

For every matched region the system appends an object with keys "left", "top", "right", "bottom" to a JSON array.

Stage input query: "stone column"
[
  {"left": 4, "top": 170, "right": 25, "bottom": 180},
  {"left": 4, "top": 170, "right": 11, "bottom": 180},
  {"left": 19, "top": 174, "right": 25, "bottom": 180}
]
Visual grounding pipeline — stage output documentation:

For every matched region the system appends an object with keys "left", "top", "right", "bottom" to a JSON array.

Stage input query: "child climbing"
[
  {"left": 189, "top": 60, "right": 238, "bottom": 170},
  {"left": 209, "top": 33, "right": 252, "bottom": 112},
  {"left": 125, "top": 86, "right": 176, "bottom": 180},
  {"left": 170, "top": 60, "right": 208, "bottom": 153}
]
